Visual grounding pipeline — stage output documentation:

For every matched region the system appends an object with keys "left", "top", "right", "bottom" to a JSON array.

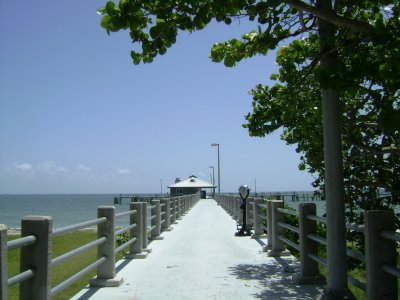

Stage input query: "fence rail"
[
  {"left": 0, "top": 193, "right": 201, "bottom": 299},
  {"left": 215, "top": 194, "right": 399, "bottom": 300}
]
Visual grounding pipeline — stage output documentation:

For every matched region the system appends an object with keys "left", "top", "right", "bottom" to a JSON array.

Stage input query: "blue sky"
[{"left": 0, "top": 1, "right": 316, "bottom": 194}]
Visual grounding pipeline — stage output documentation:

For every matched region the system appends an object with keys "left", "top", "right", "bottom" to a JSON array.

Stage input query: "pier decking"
[{"left": 72, "top": 199, "right": 323, "bottom": 300}]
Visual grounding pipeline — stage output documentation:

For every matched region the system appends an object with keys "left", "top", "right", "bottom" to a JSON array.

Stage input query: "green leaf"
[{"left": 224, "top": 56, "right": 236, "bottom": 67}]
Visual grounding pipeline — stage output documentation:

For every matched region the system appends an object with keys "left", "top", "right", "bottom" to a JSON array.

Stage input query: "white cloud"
[
  {"left": 16, "top": 163, "right": 33, "bottom": 172},
  {"left": 117, "top": 168, "right": 131, "bottom": 175},
  {"left": 76, "top": 164, "right": 91, "bottom": 173},
  {"left": 37, "top": 161, "right": 66, "bottom": 174}
]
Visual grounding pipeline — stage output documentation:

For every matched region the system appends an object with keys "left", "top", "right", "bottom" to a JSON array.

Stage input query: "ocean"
[
  {"left": 0, "top": 194, "right": 132, "bottom": 229},
  {"left": 0, "top": 192, "right": 324, "bottom": 230}
]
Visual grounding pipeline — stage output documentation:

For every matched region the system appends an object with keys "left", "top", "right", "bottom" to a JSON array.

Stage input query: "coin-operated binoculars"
[{"left": 235, "top": 185, "right": 252, "bottom": 236}]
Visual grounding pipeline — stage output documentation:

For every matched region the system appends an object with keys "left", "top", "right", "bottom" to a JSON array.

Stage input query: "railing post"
[
  {"left": 267, "top": 200, "right": 290, "bottom": 257},
  {"left": 246, "top": 197, "right": 253, "bottom": 228},
  {"left": 234, "top": 197, "right": 239, "bottom": 223},
  {"left": 266, "top": 200, "right": 273, "bottom": 249},
  {"left": 251, "top": 199, "right": 264, "bottom": 238},
  {"left": 176, "top": 198, "right": 182, "bottom": 220},
  {"left": 150, "top": 200, "right": 163, "bottom": 240},
  {"left": 161, "top": 199, "right": 171, "bottom": 231},
  {"left": 293, "top": 203, "right": 323, "bottom": 284},
  {"left": 182, "top": 196, "right": 186, "bottom": 215},
  {"left": 90, "top": 206, "right": 123, "bottom": 287},
  {"left": 141, "top": 202, "right": 152, "bottom": 252},
  {"left": 1, "top": 224, "right": 8, "bottom": 300},
  {"left": 20, "top": 216, "right": 52, "bottom": 300},
  {"left": 365, "top": 210, "right": 397, "bottom": 300},
  {"left": 170, "top": 198, "right": 176, "bottom": 224},
  {"left": 125, "top": 202, "right": 147, "bottom": 259}
]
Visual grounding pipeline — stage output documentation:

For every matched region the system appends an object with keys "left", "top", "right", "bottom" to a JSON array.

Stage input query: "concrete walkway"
[{"left": 72, "top": 199, "right": 323, "bottom": 300}]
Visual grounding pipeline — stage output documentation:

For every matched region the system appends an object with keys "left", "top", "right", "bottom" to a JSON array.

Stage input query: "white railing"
[
  {"left": 0, "top": 193, "right": 201, "bottom": 299},
  {"left": 215, "top": 194, "right": 399, "bottom": 300}
]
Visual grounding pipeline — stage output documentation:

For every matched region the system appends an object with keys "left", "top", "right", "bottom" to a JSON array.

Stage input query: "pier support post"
[
  {"left": 293, "top": 203, "right": 323, "bottom": 284},
  {"left": 91, "top": 206, "right": 123, "bottom": 287},
  {"left": 251, "top": 199, "right": 265, "bottom": 238},
  {"left": 176, "top": 197, "right": 182, "bottom": 220},
  {"left": 150, "top": 200, "right": 162, "bottom": 240},
  {"left": 141, "top": 202, "right": 152, "bottom": 253},
  {"left": 161, "top": 199, "right": 171, "bottom": 231},
  {"left": 267, "top": 200, "right": 290, "bottom": 257},
  {"left": 20, "top": 216, "right": 52, "bottom": 299},
  {"left": 265, "top": 200, "right": 273, "bottom": 250},
  {"left": 246, "top": 197, "right": 253, "bottom": 229},
  {"left": 170, "top": 198, "right": 176, "bottom": 224},
  {"left": 0, "top": 225, "right": 8, "bottom": 300},
  {"left": 126, "top": 202, "right": 147, "bottom": 259},
  {"left": 365, "top": 210, "right": 397, "bottom": 300}
]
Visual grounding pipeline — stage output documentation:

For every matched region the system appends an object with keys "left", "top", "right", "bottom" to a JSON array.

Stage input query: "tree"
[{"left": 98, "top": 1, "right": 399, "bottom": 297}]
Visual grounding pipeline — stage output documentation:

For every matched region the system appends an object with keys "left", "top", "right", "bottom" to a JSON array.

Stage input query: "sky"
[{"left": 0, "top": 1, "right": 317, "bottom": 194}]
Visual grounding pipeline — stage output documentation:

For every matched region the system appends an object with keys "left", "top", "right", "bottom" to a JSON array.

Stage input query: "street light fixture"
[
  {"left": 209, "top": 166, "right": 215, "bottom": 196},
  {"left": 211, "top": 143, "right": 220, "bottom": 194}
]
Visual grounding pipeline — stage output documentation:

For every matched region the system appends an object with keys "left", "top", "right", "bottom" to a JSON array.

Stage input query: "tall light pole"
[
  {"left": 211, "top": 143, "right": 220, "bottom": 194},
  {"left": 160, "top": 179, "right": 163, "bottom": 196},
  {"left": 209, "top": 166, "right": 215, "bottom": 196}
]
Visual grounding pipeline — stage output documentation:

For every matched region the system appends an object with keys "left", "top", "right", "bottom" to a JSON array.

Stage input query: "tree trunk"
[{"left": 317, "top": 0, "right": 347, "bottom": 298}]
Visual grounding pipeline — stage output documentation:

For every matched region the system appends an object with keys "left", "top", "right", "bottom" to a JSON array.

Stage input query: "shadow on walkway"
[{"left": 228, "top": 260, "right": 322, "bottom": 300}]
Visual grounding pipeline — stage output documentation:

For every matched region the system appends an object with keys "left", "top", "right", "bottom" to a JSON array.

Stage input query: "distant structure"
[{"left": 168, "top": 175, "right": 216, "bottom": 198}]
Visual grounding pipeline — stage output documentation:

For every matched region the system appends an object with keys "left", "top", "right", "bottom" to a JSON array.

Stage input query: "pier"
[
  {"left": 1, "top": 193, "right": 398, "bottom": 299},
  {"left": 72, "top": 198, "right": 323, "bottom": 299}
]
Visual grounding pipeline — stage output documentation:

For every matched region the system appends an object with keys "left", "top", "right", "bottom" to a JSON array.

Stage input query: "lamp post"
[
  {"left": 160, "top": 179, "right": 162, "bottom": 196},
  {"left": 209, "top": 166, "right": 215, "bottom": 196},
  {"left": 211, "top": 143, "right": 220, "bottom": 194}
]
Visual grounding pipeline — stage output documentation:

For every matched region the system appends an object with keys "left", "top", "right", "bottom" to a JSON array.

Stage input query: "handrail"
[
  {"left": 217, "top": 194, "right": 399, "bottom": 297},
  {"left": 346, "top": 248, "right": 365, "bottom": 263},
  {"left": 52, "top": 237, "right": 107, "bottom": 266},
  {"left": 347, "top": 274, "right": 366, "bottom": 291},
  {"left": 278, "top": 235, "right": 300, "bottom": 251},
  {"left": 1, "top": 193, "right": 202, "bottom": 299},
  {"left": 115, "top": 223, "right": 137, "bottom": 236},
  {"left": 8, "top": 269, "right": 35, "bottom": 287},
  {"left": 308, "top": 233, "right": 327, "bottom": 246},
  {"left": 381, "top": 229, "right": 400, "bottom": 242},
  {"left": 307, "top": 214, "right": 327, "bottom": 224},
  {"left": 115, "top": 209, "right": 137, "bottom": 218},
  {"left": 277, "top": 208, "right": 298, "bottom": 217},
  {"left": 308, "top": 253, "right": 327, "bottom": 267},
  {"left": 257, "top": 203, "right": 268, "bottom": 209},
  {"left": 382, "top": 264, "right": 400, "bottom": 278},
  {"left": 115, "top": 237, "right": 137, "bottom": 255},
  {"left": 52, "top": 217, "right": 107, "bottom": 238},
  {"left": 50, "top": 256, "right": 107, "bottom": 297},
  {"left": 277, "top": 221, "right": 300, "bottom": 234},
  {"left": 7, "top": 235, "right": 37, "bottom": 251}
]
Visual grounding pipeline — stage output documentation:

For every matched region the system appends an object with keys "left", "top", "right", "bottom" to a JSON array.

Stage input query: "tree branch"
[
  {"left": 283, "top": 0, "right": 373, "bottom": 33},
  {"left": 347, "top": 137, "right": 400, "bottom": 155},
  {"left": 344, "top": 179, "right": 400, "bottom": 194}
]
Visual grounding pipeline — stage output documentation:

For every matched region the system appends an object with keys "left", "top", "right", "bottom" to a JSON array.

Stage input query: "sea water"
[
  {"left": 0, "top": 192, "right": 325, "bottom": 229},
  {"left": 0, "top": 194, "right": 132, "bottom": 229}
]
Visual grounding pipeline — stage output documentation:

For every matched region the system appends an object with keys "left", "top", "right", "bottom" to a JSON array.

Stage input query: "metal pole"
[
  {"left": 211, "top": 143, "right": 221, "bottom": 194},
  {"left": 217, "top": 145, "right": 220, "bottom": 194},
  {"left": 210, "top": 166, "right": 215, "bottom": 196}
]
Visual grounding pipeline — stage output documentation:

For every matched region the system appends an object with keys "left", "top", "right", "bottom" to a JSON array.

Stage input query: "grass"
[{"left": 6, "top": 230, "right": 125, "bottom": 300}]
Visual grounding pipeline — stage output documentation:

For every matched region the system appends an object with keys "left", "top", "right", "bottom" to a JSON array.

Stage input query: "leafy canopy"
[{"left": 98, "top": 1, "right": 400, "bottom": 221}]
